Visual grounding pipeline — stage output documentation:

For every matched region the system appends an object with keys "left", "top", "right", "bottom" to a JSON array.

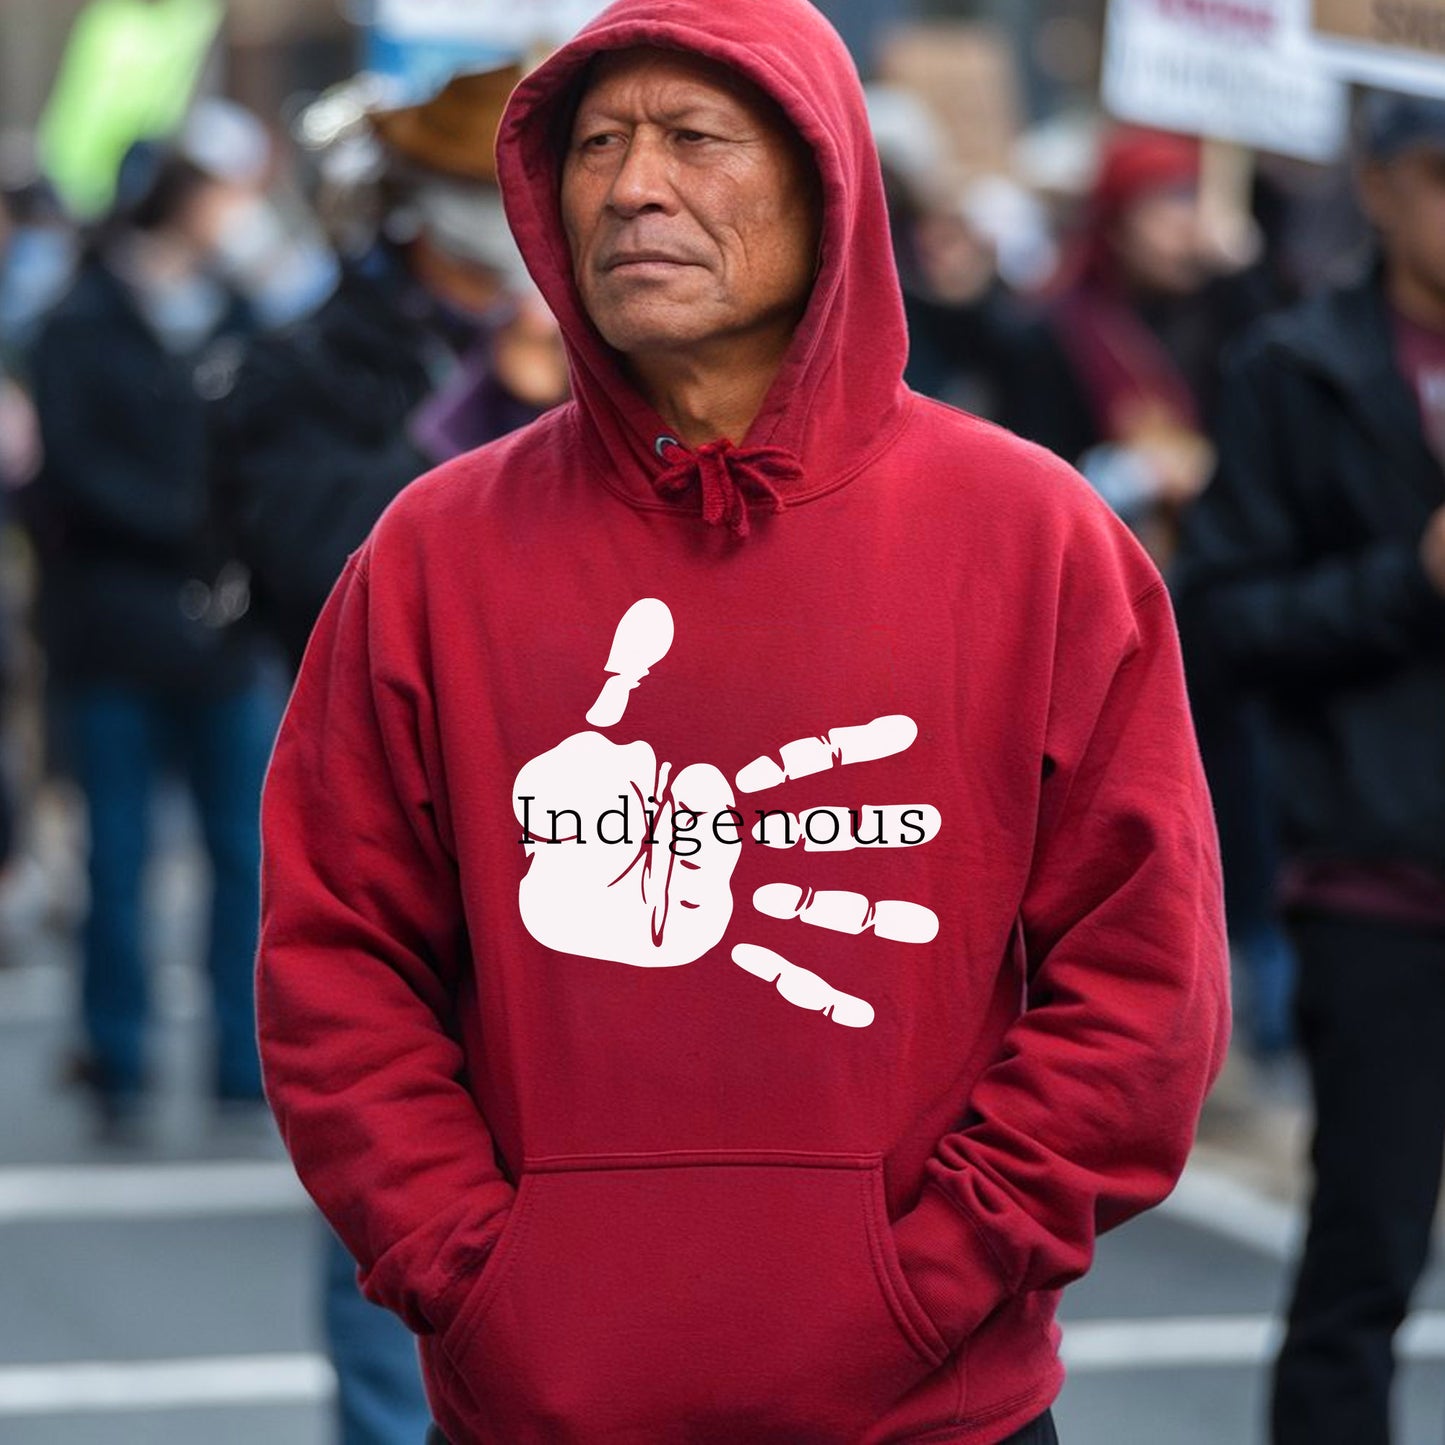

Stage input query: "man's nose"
[{"left": 605, "top": 129, "right": 676, "bottom": 217}]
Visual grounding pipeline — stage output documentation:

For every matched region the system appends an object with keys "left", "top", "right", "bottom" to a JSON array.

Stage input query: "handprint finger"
[
  {"left": 752, "top": 884, "right": 939, "bottom": 944},
  {"left": 750, "top": 804, "right": 941, "bottom": 851},
  {"left": 734, "top": 715, "right": 916, "bottom": 793},
  {"left": 731, "top": 943, "right": 874, "bottom": 1027},
  {"left": 586, "top": 598, "right": 674, "bottom": 727}
]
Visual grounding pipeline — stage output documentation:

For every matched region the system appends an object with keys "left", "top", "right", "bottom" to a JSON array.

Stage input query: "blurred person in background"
[
  {"left": 1013, "top": 124, "right": 1298, "bottom": 1062},
  {"left": 24, "top": 126, "right": 286, "bottom": 1143},
  {"left": 208, "top": 62, "right": 567, "bottom": 1445},
  {"left": 1013, "top": 126, "right": 1217, "bottom": 567},
  {"left": 209, "top": 63, "right": 568, "bottom": 676},
  {"left": 175, "top": 96, "right": 339, "bottom": 330},
  {"left": 868, "top": 84, "right": 1040, "bottom": 421},
  {"left": 1176, "top": 90, "right": 1445, "bottom": 1445}
]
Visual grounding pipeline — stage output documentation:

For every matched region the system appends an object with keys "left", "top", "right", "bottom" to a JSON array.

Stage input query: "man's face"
[
  {"left": 560, "top": 47, "right": 821, "bottom": 363},
  {"left": 1361, "top": 146, "right": 1445, "bottom": 301}
]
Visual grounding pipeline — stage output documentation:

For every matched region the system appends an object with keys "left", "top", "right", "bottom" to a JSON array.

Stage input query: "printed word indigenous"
[{"left": 516, "top": 795, "right": 933, "bottom": 857}]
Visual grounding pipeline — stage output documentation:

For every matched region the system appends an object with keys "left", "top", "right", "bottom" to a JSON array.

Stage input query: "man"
[
  {"left": 257, "top": 3, "right": 1230, "bottom": 1442},
  {"left": 1177, "top": 91, "right": 1445, "bottom": 1445}
]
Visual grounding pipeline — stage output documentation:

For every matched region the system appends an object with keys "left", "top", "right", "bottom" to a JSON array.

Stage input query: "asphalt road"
[{"left": 3, "top": 784, "right": 1444, "bottom": 1445}]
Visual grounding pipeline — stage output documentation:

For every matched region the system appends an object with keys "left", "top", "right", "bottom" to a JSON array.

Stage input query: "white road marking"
[
  {"left": 6, "top": 1312, "right": 1445, "bottom": 1415},
  {"left": 1062, "top": 1312, "right": 1445, "bottom": 1372},
  {"left": 0, "top": 1162, "right": 308, "bottom": 1223},
  {"left": 0, "top": 1355, "right": 335, "bottom": 1415},
  {"left": 1155, "top": 1156, "right": 1302, "bottom": 1260}
]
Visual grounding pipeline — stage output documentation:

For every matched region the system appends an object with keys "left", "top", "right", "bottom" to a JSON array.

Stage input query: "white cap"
[{"left": 180, "top": 98, "right": 272, "bottom": 187}]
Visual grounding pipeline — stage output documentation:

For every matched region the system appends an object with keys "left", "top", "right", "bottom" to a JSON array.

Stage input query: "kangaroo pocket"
[{"left": 439, "top": 1149, "right": 951, "bottom": 1444}]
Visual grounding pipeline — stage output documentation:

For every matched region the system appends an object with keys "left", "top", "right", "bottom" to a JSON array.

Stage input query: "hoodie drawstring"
[{"left": 651, "top": 438, "right": 801, "bottom": 538}]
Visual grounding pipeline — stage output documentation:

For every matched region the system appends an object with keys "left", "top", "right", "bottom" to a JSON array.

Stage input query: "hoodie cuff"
[
  {"left": 361, "top": 1193, "right": 515, "bottom": 1338},
  {"left": 891, "top": 1180, "right": 1014, "bottom": 1353}
]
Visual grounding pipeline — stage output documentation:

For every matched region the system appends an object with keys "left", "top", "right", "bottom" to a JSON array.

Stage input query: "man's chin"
[{"left": 594, "top": 304, "right": 722, "bottom": 358}]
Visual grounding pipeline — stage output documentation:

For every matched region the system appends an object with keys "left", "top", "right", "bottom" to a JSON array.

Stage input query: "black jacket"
[
  {"left": 1174, "top": 261, "right": 1445, "bottom": 872},
  {"left": 207, "top": 253, "right": 463, "bottom": 671},
  {"left": 27, "top": 254, "right": 263, "bottom": 698}
]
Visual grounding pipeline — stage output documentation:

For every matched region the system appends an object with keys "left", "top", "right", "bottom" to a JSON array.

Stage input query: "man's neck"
[
  {"left": 628, "top": 333, "right": 791, "bottom": 447},
  {"left": 1387, "top": 260, "right": 1445, "bottom": 336}
]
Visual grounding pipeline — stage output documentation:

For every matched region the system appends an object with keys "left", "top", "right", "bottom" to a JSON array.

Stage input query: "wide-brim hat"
[{"left": 369, "top": 64, "right": 524, "bottom": 184}]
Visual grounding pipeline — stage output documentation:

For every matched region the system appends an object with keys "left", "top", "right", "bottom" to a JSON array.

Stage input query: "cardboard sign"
[
  {"left": 1103, "top": 0, "right": 1349, "bottom": 161},
  {"left": 876, "top": 23, "right": 1021, "bottom": 179},
  {"left": 1310, "top": 0, "right": 1445, "bottom": 97}
]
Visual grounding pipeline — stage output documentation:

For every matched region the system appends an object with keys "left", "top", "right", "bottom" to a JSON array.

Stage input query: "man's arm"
[
  {"left": 1174, "top": 344, "right": 1445, "bottom": 689},
  {"left": 893, "top": 578, "right": 1231, "bottom": 1350},
  {"left": 257, "top": 544, "right": 514, "bottom": 1337}
]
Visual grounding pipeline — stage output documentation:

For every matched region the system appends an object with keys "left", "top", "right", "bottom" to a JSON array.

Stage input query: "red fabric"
[
  {"left": 1392, "top": 307, "right": 1445, "bottom": 467},
  {"left": 1052, "top": 281, "right": 1202, "bottom": 442},
  {"left": 256, "top": 4, "right": 1231, "bottom": 1442},
  {"left": 651, "top": 438, "right": 797, "bottom": 537}
]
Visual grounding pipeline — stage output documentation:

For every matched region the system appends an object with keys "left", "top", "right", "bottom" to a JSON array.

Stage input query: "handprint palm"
[{"left": 512, "top": 599, "right": 940, "bottom": 1027}]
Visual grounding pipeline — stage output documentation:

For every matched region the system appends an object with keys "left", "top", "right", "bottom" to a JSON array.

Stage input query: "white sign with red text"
[
  {"left": 1103, "top": 0, "right": 1349, "bottom": 160},
  {"left": 375, "top": 0, "right": 609, "bottom": 47}
]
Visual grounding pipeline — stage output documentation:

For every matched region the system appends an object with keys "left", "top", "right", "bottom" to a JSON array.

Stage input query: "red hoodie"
[{"left": 256, "top": 2, "right": 1232, "bottom": 1441}]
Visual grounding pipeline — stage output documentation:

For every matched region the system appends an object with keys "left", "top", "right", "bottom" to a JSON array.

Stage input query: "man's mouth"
[{"left": 605, "top": 251, "right": 697, "bottom": 271}]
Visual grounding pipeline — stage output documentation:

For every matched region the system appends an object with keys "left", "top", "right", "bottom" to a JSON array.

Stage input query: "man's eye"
[
  {"left": 675, "top": 130, "right": 711, "bottom": 145},
  {"left": 578, "top": 132, "right": 618, "bottom": 152}
]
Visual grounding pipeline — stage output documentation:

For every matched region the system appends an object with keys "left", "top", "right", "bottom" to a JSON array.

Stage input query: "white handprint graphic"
[{"left": 512, "top": 599, "right": 940, "bottom": 1026}]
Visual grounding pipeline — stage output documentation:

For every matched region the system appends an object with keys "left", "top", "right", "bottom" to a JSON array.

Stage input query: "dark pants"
[
  {"left": 425, "top": 1406, "right": 1057, "bottom": 1444},
  {"left": 1271, "top": 910, "right": 1445, "bottom": 1445},
  {"left": 67, "top": 677, "right": 282, "bottom": 1099}
]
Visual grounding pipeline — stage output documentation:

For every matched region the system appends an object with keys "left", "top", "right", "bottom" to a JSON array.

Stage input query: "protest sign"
[{"left": 1103, "top": 0, "right": 1349, "bottom": 161}]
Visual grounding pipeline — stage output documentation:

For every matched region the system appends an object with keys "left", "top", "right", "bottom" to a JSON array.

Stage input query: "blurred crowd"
[{"left": 0, "top": 2, "right": 1442, "bottom": 1443}]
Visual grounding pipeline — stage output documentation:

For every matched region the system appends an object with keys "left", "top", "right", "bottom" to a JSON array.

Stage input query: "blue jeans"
[
  {"left": 326, "top": 1224, "right": 433, "bottom": 1445},
  {"left": 67, "top": 676, "right": 283, "bottom": 1099}
]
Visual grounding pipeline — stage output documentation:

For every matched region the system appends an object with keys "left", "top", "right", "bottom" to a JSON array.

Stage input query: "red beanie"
[{"left": 1091, "top": 127, "right": 1202, "bottom": 223}]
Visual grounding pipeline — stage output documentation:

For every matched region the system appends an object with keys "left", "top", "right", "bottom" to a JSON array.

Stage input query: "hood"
[{"left": 494, "top": 0, "right": 910, "bottom": 534}]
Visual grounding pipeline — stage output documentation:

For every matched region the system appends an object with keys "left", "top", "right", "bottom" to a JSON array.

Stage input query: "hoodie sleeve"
[
  {"left": 256, "top": 543, "right": 515, "bottom": 1337},
  {"left": 892, "top": 574, "right": 1231, "bottom": 1352}
]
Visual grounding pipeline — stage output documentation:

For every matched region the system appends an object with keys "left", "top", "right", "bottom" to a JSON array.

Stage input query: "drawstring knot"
[{"left": 651, "top": 437, "right": 801, "bottom": 538}]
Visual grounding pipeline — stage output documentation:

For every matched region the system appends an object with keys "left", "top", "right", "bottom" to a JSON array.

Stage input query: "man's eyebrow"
[{"left": 571, "top": 99, "right": 750, "bottom": 132}]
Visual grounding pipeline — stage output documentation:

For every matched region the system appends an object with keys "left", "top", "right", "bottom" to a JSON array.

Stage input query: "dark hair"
[
  {"left": 106, "top": 138, "right": 217, "bottom": 236},
  {"left": 125, "top": 152, "right": 215, "bottom": 233}
]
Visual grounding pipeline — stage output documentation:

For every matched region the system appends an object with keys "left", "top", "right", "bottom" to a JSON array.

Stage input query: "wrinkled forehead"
[{"left": 565, "top": 44, "right": 808, "bottom": 152}]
